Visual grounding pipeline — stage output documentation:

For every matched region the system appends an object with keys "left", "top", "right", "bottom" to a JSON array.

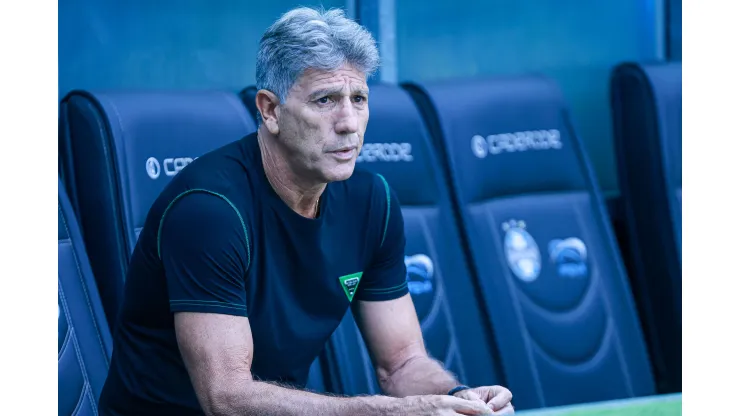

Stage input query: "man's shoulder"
[
  {"left": 167, "top": 137, "right": 256, "bottom": 195},
  {"left": 338, "top": 167, "right": 390, "bottom": 204},
  {"left": 329, "top": 168, "right": 393, "bottom": 234},
  {"left": 147, "top": 137, "right": 259, "bottom": 227},
  {"left": 181, "top": 135, "right": 254, "bottom": 181}
]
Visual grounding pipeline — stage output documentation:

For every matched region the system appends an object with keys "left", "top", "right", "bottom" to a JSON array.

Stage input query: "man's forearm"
[
  {"left": 204, "top": 379, "right": 403, "bottom": 416},
  {"left": 378, "top": 355, "right": 459, "bottom": 398}
]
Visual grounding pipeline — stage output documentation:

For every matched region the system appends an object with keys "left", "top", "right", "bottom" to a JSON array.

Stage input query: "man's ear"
[{"left": 255, "top": 89, "right": 281, "bottom": 135}]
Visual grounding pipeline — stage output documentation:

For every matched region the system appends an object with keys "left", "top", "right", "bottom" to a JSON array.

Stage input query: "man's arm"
[
  {"left": 353, "top": 178, "right": 460, "bottom": 397},
  {"left": 352, "top": 295, "right": 460, "bottom": 397},
  {"left": 175, "top": 312, "right": 490, "bottom": 415},
  {"left": 174, "top": 311, "right": 403, "bottom": 416},
  {"left": 352, "top": 178, "right": 514, "bottom": 413}
]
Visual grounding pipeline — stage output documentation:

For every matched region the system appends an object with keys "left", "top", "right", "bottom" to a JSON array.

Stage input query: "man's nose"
[{"left": 334, "top": 97, "right": 359, "bottom": 135}]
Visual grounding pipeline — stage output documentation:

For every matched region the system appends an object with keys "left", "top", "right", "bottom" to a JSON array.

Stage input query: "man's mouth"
[{"left": 329, "top": 146, "right": 356, "bottom": 160}]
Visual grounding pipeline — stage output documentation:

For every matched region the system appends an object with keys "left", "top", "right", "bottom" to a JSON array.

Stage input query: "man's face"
[{"left": 276, "top": 63, "right": 369, "bottom": 183}]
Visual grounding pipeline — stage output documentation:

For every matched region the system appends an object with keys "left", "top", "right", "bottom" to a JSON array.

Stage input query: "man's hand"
[
  {"left": 454, "top": 386, "right": 514, "bottom": 414},
  {"left": 395, "top": 395, "right": 497, "bottom": 415}
]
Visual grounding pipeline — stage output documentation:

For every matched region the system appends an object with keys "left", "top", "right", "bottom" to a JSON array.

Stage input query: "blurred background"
[
  {"left": 58, "top": 1, "right": 682, "bottom": 415},
  {"left": 59, "top": 0, "right": 681, "bottom": 195}
]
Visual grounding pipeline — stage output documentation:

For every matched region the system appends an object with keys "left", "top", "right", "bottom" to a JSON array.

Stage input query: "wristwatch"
[{"left": 447, "top": 385, "right": 471, "bottom": 396}]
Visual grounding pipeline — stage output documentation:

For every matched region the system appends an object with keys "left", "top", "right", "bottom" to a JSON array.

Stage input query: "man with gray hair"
[{"left": 98, "top": 7, "right": 514, "bottom": 415}]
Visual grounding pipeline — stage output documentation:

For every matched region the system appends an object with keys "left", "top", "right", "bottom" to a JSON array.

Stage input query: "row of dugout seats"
[{"left": 58, "top": 61, "right": 681, "bottom": 414}]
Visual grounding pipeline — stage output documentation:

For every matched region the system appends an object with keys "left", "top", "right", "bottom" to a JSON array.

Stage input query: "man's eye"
[
  {"left": 317, "top": 97, "right": 330, "bottom": 104},
  {"left": 353, "top": 95, "right": 367, "bottom": 103}
]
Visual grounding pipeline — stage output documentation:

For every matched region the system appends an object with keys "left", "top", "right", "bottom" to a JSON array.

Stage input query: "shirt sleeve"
[
  {"left": 355, "top": 176, "right": 410, "bottom": 302},
  {"left": 159, "top": 191, "right": 250, "bottom": 317}
]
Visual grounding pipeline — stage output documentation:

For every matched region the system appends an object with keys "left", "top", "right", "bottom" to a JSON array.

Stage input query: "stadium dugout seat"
[
  {"left": 58, "top": 90, "right": 330, "bottom": 393},
  {"left": 59, "top": 177, "right": 113, "bottom": 415},
  {"left": 610, "top": 62, "right": 682, "bottom": 393},
  {"left": 239, "top": 83, "right": 506, "bottom": 396},
  {"left": 403, "top": 75, "right": 656, "bottom": 409},
  {"left": 58, "top": 90, "right": 257, "bottom": 330}
]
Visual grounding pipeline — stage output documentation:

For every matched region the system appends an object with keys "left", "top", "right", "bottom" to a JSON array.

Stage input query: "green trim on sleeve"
[
  {"left": 361, "top": 280, "right": 408, "bottom": 294},
  {"left": 376, "top": 173, "right": 391, "bottom": 248},
  {"left": 157, "top": 189, "right": 250, "bottom": 270}
]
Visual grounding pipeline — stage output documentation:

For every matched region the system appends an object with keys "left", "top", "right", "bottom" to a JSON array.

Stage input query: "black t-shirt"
[{"left": 98, "top": 132, "right": 409, "bottom": 415}]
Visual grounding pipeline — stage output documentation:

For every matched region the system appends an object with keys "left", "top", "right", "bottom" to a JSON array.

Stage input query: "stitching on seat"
[
  {"left": 72, "top": 324, "right": 100, "bottom": 416},
  {"left": 58, "top": 284, "right": 73, "bottom": 361},
  {"left": 86, "top": 384, "right": 99, "bottom": 416},
  {"left": 72, "top": 331, "right": 92, "bottom": 391},
  {"left": 69, "top": 377, "right": 87, "bottom": 416},
  {"left": 58, "top": 328, "right": 72, "bottom": 361},
  {"left": 60, "top": 282, "right": 96, "bottom": 416},
  {"left": 59, "top": 284, "right": 91, "bottom": 387},
  {"left": 60, "top": 205, "right": 109, "bottom": 367},
  {"left": 482, "top": 206, "right": 546, "bottom": 404},
  {"left": 573, "top": 198, "right": 635, "bottom": 396}
]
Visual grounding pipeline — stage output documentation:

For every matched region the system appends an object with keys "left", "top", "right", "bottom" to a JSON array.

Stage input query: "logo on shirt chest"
[{"left": 338, "top": 272, "right": 363, "bottom": 302}]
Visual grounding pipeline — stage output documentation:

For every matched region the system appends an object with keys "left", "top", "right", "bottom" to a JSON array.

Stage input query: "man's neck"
[{"left": 257, "top": 129, "right": 326, "bottom": 218}]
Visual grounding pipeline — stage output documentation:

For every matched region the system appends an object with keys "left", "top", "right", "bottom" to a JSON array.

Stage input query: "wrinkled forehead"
[{"left": 290, "top": 65, "right": 369, "bottom": 98}]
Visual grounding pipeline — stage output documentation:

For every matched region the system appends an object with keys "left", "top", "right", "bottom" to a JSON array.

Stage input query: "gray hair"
[{"left": 256, "top": 7, "right": 380, "bottom": 103}]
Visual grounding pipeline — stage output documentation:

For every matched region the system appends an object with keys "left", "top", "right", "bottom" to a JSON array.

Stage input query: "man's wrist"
[
  {"left": 447, "top": 385, "right": 471, "bottom": 396},
  {"left": 350, "top": 395, "right": 405, "bottom": 415}
]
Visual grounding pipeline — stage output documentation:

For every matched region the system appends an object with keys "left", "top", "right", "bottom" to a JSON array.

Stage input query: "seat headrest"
[
  {"left": 612, "top": 63, "right": 682, "bottom": 187},
  {"left": 358, "top": 84, "right": 441, "bottom": 206},
  {"left": 638, "top": 63, "right": 682, "bottom": 104},
  {"left": 408, "top": 76, "right": 589, "bottom": 204},
  {"left": 61, "top": 90, "right": 256, "bottom": 230},
  {"left": 645, "top": 63, "right": 681, "bottom": 187},
  {"left": 238, "top": 86, "right": 261, "bottom": 123}
]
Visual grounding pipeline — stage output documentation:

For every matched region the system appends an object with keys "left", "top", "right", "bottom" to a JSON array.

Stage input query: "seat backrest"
[
  {"left": 611, "top": 62, "right": 681, "bottom": 255},
  {"left": 404, "top": 75, "right": 655, "bottom": 409},
  {"left": 323, "top": 83, "right": 504, "bottom": 396},
  {"left": 238, "top": 86, "right": 261, "bottom": 123},
  {"left": 58, "top": 91, "right": 257, "bottom": 329},
  {"left": 59, "top": 178, "right": 113, "bottom": 415},
  {"left": 610, "top": 62, "right": 682, "bottom": 393}
]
